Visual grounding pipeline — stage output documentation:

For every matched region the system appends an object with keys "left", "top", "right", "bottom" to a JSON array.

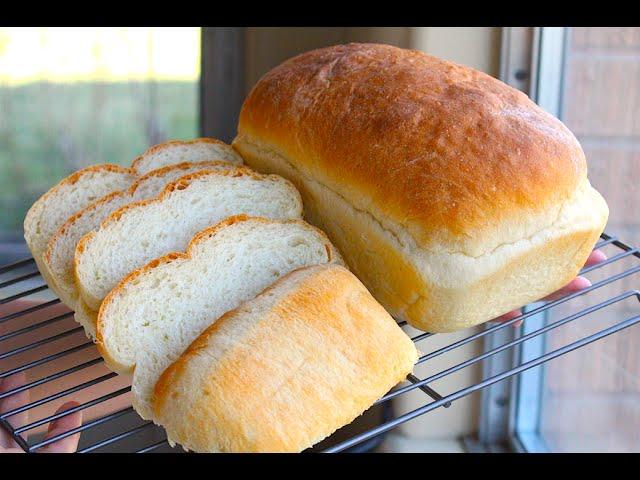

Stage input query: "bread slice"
[
  {"left": 23, "top": 165, "right": 137, "bottom": 298},
  {"left": 97, "top": 216, "right": 341, "bottom": 420},
  {"left": 153, "top": 264, "right": 417, "bottom": 452},
  {"left": 44, "top": 161, "right": 237, "bottom": 312},
  {"left": 75, "top": 169, "right": 304, "bottom": 312},
  {"left": 73, "top": 297, "right": 101, "bottom": 339},
  {"left": 131, "top": 138, "right": 243, "bottom": 175}
]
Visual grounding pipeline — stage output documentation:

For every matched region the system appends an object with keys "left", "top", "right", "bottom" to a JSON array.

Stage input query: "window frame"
[
  {"left": 511, "top": 27, "right": 569, "bottom": 454},
  {"left": 477, "top": 27, "right": 570, "bottom": 454},
  {"left": 199, "top": 27, "right": 246, "bottom": 143}
]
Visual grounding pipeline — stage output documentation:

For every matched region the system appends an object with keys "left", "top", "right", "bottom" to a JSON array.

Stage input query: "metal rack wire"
[{"left": 1, "top": 232, "right": 639, "bottom": 453}]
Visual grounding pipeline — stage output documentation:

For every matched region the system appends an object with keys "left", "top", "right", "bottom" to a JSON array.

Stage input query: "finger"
[
  {"left": 584, "top": 249, "right": 607, "bottom": 267},
  {"left": 541, "top": 276, "right": 592, "bottom": 302},
  {"left": 488, "top": 249, "right": 605, "bottom": 330},
  {"left": 0, "top": 373, "right": 30, "bottom": 449},
  {"left": 493, "top": 309, "right": 524, "bottom": 327},
  {"left": 37, "top": 401, "right": 82, "bottom": 453},
  {"left": 0, "top": 446, "right": 25, "bottom": 453}
]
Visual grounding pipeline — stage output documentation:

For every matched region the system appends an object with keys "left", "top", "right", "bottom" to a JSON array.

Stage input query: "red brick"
[
  {"left": 564, "top": 57, "right": 640, "bottom": 137},
  {"left": 571, "top": 27, "right": 640, "bottom": 49}
]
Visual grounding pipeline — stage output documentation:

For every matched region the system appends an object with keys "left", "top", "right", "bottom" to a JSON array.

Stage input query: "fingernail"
[
  {"left": 577, "top": 276, "right": 592, "bottom": 289},
  {"left": 56, "top": 401, "right": 80, "bottom": 413}
]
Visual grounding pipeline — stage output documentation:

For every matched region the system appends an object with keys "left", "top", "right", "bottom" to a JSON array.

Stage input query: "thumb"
[{"left": 37, "top": 401, "right": 83, "bottom": 453}]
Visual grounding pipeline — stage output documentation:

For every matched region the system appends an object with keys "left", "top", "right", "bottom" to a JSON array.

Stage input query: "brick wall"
[{"left": 542, "top": 27, "right": 640, "bottom": 452}]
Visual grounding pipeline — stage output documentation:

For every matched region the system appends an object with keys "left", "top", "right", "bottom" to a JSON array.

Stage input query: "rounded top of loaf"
[{"left": 236, "top": 43, "right": 589, "bottom": 256}]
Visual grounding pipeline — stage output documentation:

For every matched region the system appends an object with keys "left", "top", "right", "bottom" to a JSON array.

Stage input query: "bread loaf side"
[{"left": 234, "top": 43, "right": 609, "bottom": 332}]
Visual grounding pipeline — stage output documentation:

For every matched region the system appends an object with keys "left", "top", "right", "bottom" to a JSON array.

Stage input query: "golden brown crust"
[
  {"left": 235, "top": 43, "right": 587, "bottom": 249},
  {"left": 128, "top": 160, "right": 235, "bottom": 195},
  {"left": 233, "top": 43, "right": 609, "bottom": 332},
  {"left": 161, "top": 166, "right": 259, "bottom": 193},
  {"left": 130, "top": 138, "right": 237, "bottom": 173},
  {"left": 51, "top": 164, "right": 135, "bottom": 188},
  {"left": 95, "top": 215, "right": 336, "bottom": 369}
]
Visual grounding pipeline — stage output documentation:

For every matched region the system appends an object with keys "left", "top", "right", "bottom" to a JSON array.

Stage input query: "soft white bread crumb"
[
  {"left": 45, "top": 161, "right": 236, "bottom": 311},
  {"left": 74, "top": 168, "right": 303, "bottom": 311},
  {"left": 23, "top": 165, "right": 136, "bottom": 298},
  {"left": 97, "top": 216, "right": 340, "bottom": 420}
]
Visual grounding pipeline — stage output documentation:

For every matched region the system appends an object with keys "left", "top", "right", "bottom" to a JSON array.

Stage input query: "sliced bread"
[
  {"left": 74, "top": 297, "right": 101, "bottom": 339},
  {"left": 97, "top": 215, "right": 341, "bottom": 419},
  {"left": 23, "top": 165, "right": 137, "bottom": 298},
  {"left": 74, "top": 169, "right": 304, "bottom": 312},
  {"left": 131, "top": 138, "right": 243, "bottom": 175},
  {"left": 44, "top": 161, "right": 237, "bottom": 311},
  {"left": 153, "top": 264, "right": 418, "bottom": 452}
]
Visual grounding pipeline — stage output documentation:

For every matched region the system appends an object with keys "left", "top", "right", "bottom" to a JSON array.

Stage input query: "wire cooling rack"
[{"left": 1, "top": 232, "right": 639, "bottom": 453}]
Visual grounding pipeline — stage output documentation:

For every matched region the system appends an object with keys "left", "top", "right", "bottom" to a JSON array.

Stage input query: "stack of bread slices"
[{"left": 23, "top": 138, "right": 417, "bottom": 453}]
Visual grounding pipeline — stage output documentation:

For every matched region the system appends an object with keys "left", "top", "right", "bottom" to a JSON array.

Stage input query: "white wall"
[
  {"left": 411, "top": 27, "right": 501, "bottom": 76},
  {"left": 243, "top": 27, "right": 410, "bottom": 92},
  {"left": 243, "top": 27, "right": 501, "bottom": 90}
]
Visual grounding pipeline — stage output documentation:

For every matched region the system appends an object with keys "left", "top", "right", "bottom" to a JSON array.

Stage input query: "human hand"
[
  {"left": 0, "top": 372, "right": 82, "bottom": 453},
  {"left": 494, "top": 249, "right": 607, "bottom": 327}
]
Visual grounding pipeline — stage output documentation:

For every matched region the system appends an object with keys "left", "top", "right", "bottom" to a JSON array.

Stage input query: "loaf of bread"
[
  {"left": 74, "top": 168, "right": 303, "bottom": 316},
  {"left": 233, "top": 43, "right": 609, "bottom": 332},
  {"left": 131, "top": 138, "right": 243, "bottom": 174},
  {"left": 45, "top": 161, "right": 237, "bottom": 335},
  {"left": 23, "top": 165, "right": 137, "bottom": 299},
  {"left": 153, "top": 263, "right": 418, "bottom": 452},
  {"left": 97, "top": 215, "right": 342, "bottom": 420}
]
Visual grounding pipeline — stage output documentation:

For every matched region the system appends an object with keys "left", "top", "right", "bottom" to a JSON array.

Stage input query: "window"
[
  {"left": 0, "top": 28, "right": 202, "bottom": 447},
  {"left": 511, "top": 27, "right": 640, "bottom": 453},
  {"left": 0, "top": 27, "right": 201, "bottom": 265}
]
